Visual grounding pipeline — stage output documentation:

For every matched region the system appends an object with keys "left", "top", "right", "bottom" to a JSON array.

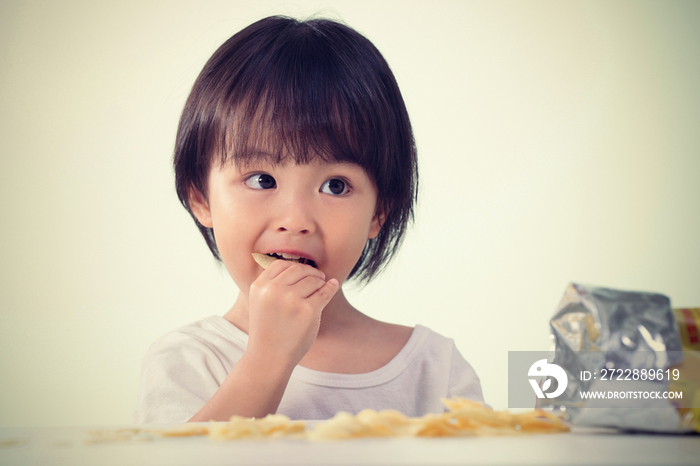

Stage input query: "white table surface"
[{"left": 1, "top": 424, "right": 698, "bottom": 466}]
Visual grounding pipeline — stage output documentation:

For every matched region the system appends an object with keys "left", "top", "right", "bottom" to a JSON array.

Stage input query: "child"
[{"left": 133, "top": 15, "right": 484, "bottom": 424}]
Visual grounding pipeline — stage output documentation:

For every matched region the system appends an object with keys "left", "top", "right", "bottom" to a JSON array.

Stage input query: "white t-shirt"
[{"left": 133, "top": 316, "right": 484, "bottom": 424}]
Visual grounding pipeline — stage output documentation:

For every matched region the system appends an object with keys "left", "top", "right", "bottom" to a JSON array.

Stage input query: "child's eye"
[
  {"left": 320, "top": 178, "right": 349, "bottom": 195},
  {"left": 245, "top": 173, "right": 276, "bottom": 189}
]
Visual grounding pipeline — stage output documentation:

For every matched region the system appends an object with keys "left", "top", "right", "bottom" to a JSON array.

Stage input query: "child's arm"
[
  {"left": 188, "top": 260, "right": 339, "bottom": 421},
  {"left": 186, "top": 348, "right": 295, "bottom": 421}
]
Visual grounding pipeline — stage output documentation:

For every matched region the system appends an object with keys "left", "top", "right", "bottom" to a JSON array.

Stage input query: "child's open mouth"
[
  {"left": 267, "top": 252, "right": 318, "bottom": 268},
  {"left": 252, "top": 252, "right": 317, "bottom": 269}
]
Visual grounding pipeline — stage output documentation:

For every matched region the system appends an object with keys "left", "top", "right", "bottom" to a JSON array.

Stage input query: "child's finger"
[
  {"left": 258, "top": 257, "right": 296, "bottom": 279},
  {"left": 273, "top": 262, "right": 326, "bottom": 284},
  {"left": 306, "top": 278, "right": 339, "bottom": 307},
  {"left": 291, "top": 276, "right": 329, "bottom": 299}
]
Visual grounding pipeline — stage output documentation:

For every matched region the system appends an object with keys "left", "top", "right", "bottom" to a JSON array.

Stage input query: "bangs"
[{"left": 217, "top": 84, "right": 369, "bottom": 171}]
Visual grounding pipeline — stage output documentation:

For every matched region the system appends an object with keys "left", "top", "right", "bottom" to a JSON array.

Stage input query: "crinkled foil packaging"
[{"left": 537, "top": 283, "right": 686, "bottom": 432}]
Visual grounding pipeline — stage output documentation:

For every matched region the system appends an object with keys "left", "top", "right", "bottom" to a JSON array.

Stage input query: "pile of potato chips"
[{"left": 202, "top": 397, "right": 569, "bottom": 440}]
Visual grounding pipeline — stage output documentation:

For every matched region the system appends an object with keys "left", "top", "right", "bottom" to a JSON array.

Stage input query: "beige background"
[{"left": 1, "top": 0, "right": 698, "bottom": 427}]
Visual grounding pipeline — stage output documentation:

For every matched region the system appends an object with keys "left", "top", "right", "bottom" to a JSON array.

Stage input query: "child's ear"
[
  {"left": 188, "top": 186, "right": 213, "bottom": 228},
  {"left": 368, "top": 207, "right": 385, "bottom": 240}
]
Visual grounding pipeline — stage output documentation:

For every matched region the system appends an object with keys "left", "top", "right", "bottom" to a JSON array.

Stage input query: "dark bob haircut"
[{"left": 174, "top": 16, "right": 418, "bottom": 283}]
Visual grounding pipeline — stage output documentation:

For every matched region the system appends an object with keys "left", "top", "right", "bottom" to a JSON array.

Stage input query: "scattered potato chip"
[
  {"left": 85, "top": 428, "right": 153, "bottom": 444},
  {"left": 0, "top": 438, "right": 28, "bottom": 448},
  {"left": 209, "top": 414, "right": 305, "bottom": 440},
  {"left": 307, "top": 409, "right": 419, "bottom": 440},
  {"left": 156, "top": 424, "right": 210, "bottom": 437}
]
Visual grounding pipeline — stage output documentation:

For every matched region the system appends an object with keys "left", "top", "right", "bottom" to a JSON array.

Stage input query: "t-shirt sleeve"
[
  {"left": 446, "top": 343, "right": 486, "bottom": 405},
  {"left": 132, "top": 332, "right": 223, "bottom": 424}
]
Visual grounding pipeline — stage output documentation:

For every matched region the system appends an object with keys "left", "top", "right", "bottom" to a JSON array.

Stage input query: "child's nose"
[{"left": 272, "top": 195, "right": 316, "bottom": 235}]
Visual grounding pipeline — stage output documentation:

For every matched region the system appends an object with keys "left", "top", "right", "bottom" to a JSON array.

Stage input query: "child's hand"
[{"left": 246, "top": 260, "right": 339, "bottom": 368}]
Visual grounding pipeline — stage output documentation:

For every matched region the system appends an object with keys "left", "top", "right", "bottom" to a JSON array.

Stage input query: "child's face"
[{"left": 189, "top": 156, "right": 382, "bottom": 294}]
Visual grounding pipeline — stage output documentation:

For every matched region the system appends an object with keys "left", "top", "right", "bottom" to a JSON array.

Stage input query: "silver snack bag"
[{"left": 537, "top": 283, "right": 686, "bottom": 432}]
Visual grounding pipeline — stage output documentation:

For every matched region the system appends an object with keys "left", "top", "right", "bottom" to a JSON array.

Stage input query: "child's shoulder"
[
  {"left": 147, "top": 315, "right": 246, "bottom": 355},
  {"left": 371, "top": 319, "right": 415, "bottom": 343},
  {"left": 354, "top": 316, "right": 414, "bottom": 355},
  {"left": 363, "top": 322, "right": 466, "bottom": 370},
  {"left": 361, "top": 318, "right": 459, "bottom": 354}
]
